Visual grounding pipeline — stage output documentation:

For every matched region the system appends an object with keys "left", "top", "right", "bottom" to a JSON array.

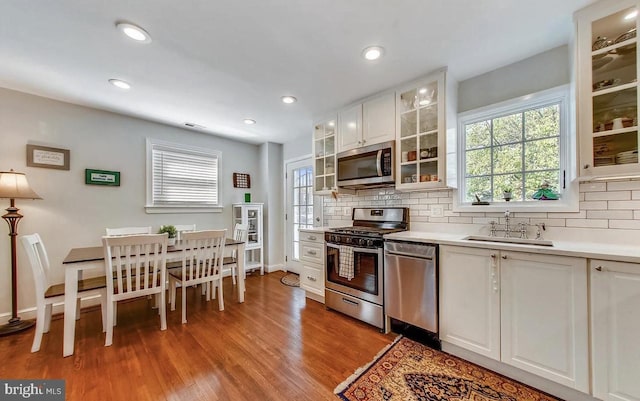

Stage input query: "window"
[
  {"left": 456, "top": 85, "right": 576, "bottom": 211},
  {"left": 145, "top": 139, "right": 221, "bottom": 213},
  {"left": 291, "top": 165, "right": 314, "bottom": 260}
]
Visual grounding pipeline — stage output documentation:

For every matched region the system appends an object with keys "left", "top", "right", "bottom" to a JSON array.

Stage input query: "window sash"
[{"left": 150, "top": 141, "right": 220, "bottom": 207}]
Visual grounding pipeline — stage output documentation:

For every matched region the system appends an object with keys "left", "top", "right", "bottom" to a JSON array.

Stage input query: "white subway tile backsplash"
[
  {"left": 322, "top": 179, "right": 640, "bottom": 230},
  {"left": 566, "top": 219, "right": 608, "bottom": 228},
  {"left": 584, "top": 191, "right": 631, "bottom": 201},
  {"left": 587, "top": 210, "right": 634, "bottom": 220}
]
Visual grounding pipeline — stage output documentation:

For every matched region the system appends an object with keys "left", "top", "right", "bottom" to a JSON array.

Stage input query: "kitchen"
[{"left": 1, "top": 0, "right": 639, "bottom": 400}]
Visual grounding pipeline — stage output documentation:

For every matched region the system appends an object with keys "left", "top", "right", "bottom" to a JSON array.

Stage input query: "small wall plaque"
[
  {"left": 85, "top": 169, "right": 120, "bottom": 186},
  {"left": 26, "top": 144, "right": 70, "bottom": 170},
  {"left": 233, "top": 173, "right": 251, "bottom": 188}
]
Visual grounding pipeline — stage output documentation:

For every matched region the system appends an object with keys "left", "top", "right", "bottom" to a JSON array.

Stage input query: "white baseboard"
[{"left": 264, "top": 264, "right": 285, "bottom": 273}]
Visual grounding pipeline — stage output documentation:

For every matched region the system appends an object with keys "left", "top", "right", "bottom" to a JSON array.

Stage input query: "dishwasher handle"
[
  {"left": 385, "top": 250, "right": 434, "bottom": 260},
  {"left": 384, "top": 240, "right": 437, "bottom": 260}
]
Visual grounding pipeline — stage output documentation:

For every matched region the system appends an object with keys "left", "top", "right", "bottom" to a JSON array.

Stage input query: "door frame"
[{"left": 284, "top": 154, "right": 313, "bottom": 274}]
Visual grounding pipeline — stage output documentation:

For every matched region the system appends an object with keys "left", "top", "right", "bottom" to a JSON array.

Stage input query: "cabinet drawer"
[
  {"left": 300, "top": 241, "right": 323, "bottom": 264},
  {"left": 299, "top": 230, "right": 323, "bottom": 243},
  {"left": 301, "top": 265, "right": 324, "bottom": 291}
]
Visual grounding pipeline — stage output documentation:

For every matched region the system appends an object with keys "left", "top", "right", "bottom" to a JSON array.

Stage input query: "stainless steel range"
[{"left": 324, "top": 207, "right": 409, "bottom": 330}]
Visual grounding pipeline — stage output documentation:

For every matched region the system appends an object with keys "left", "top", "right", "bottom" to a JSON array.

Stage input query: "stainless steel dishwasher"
[{"left": 384, "top": 240, "right": 438, "bottom": 333}]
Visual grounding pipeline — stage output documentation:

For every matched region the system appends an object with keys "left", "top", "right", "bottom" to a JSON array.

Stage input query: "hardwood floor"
[{"left": 0, "top": 272, "right": 394, "bottom": 400}]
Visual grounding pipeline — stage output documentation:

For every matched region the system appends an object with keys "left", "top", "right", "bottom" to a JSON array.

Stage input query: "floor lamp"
[{"left": 0, "top": 169, "right": 41, "bottom": 336}]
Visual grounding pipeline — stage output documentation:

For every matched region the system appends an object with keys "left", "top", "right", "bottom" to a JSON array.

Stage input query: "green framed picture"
[{"left": 85, "top": 169, "right": 120, "bottom": 186}]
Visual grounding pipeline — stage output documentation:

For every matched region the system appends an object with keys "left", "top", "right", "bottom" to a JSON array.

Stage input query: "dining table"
[{"left": 61, "top": 238, "right": 245, "bottom": 357}]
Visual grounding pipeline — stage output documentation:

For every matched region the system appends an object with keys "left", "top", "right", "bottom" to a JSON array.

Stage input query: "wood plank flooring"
[{"left": 0, "top": 272, "right": 394, "bottom": 401}]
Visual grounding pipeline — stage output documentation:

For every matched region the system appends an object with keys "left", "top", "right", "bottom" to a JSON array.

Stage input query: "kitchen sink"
[{"left": 463, "top": 235, "right": 554, "bottom": 247}]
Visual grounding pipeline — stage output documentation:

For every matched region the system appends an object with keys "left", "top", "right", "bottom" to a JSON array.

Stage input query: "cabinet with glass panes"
[
  {"left": 313, "top": 118, "right": 337, "bottom": 194},
  {"left": 396, "top": 70, "right": 448, "bottom": 190},
  {"left": 576, "top": 0, "right": 639, "bottom": 179}
]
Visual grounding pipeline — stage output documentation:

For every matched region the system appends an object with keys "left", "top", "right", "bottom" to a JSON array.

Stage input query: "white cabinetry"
[
  {"left": 395, "top": 68, "right": 456, "bottom": 190},
  {"left": 232, "top": 203, "right": 263, "bottom": 275},
  {"left": 298, "top": 229, "right": 325, "bottom": 303},
  {"left": 338, "top": 92, "right": 395, "bottom": 152},
  {"left": 440, "top": 245, "right": 589, "bottom": 392},
  {"left": 591, "top": 259, "right": 640, "bottom": 401},
  {"left": 575, "top": 0, "right": 640, "bottom": 179},
  {"left": 313, "top": 118, "right": 337, "bottom": 194}
]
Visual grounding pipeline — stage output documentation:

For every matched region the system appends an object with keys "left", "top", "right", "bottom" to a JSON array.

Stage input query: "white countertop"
[
  {"left": 384, "top": 231, "right": 640, "bottom": 264},
  {"left": 299, "top": 227, "right": 332, "bottom": 233}
]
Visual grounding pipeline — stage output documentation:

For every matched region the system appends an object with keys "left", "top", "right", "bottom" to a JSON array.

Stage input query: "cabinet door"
[
  {"left": 500, "top": 252, "right": 588, "bottom": 392},
  {"left": 591, "top": 260, "right": 640, "bottom": 401},
  {"left": 363, "top": 93, "right": 395, "bottom": 146},
  {"left": 313, "top": 119, "right": 337, "bottom": 193},
  {"left": 338, "top": 104, "right": 363, "bottom": 152},
  {"left": 576, "top": 0, "right": 640, "bottom": 179},
  {"left": 440, "top": 245, "right": 500, "bottom": 360}
]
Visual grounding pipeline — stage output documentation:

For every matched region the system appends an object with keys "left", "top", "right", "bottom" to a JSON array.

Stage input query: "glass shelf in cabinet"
[{"left": 592, "top": 82, "right": 637, "bottom": 97}]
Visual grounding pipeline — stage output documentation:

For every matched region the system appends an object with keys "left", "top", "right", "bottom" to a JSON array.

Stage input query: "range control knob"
[
  {"left": 358, "top": 238, "right": 365, "bottom": 246},
  {"left": 346, "top": 237, "right": 352, "bottom": 244},
  {"left": 366, "top": 239, "right": 374, "bottom": 247}
]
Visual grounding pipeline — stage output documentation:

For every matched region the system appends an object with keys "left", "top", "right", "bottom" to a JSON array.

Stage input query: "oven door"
[{"left": 325, "top": 242, "right": 383, "bottom": 305}]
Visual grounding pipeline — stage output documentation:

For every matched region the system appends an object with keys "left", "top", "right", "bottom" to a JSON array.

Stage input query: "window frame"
[
  {"left": 145, "top": 138, "right": 223, "bottom": 214},
  {"left": 453, "top": 85, "right": 578, "bottom": 213}
]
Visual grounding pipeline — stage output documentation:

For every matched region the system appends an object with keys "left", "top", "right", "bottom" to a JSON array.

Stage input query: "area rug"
[
  {"left": 280, "top": 273, "right": 300, "bottom": 287},
  {"left": 335, "top": 336, "right": 560, "bottom": 401}
]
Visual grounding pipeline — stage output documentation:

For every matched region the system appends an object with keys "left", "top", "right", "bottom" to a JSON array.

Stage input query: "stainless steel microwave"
[{"left": 336, "top": 140, "right": 395, "bottom": 189}]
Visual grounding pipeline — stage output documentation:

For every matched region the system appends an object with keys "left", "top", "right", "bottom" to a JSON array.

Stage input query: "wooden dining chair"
[
  {"left": 223, "top": 223, "right": 248, "bottom": 285},
  {"left": 174, "top": 224, "right": 196, "bottom": 241},
  {"left": 169, "top": 230, "right": 226, "bottom": 323},
  {"left": 102, "top": 233, "right": 168, "bottom": 346},
  {"left": 21, "top": 233, "right": 107, "bottom": 352},
  {"left": 105, "top": 226, "right": 152, "bottom": 236}
]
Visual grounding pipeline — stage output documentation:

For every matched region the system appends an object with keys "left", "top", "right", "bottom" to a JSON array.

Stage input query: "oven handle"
[
  {"left": 376, "top": 150, "right": 383, "bottom": 177},
  {"left": 327, "top": 242, "right": 381, "bottom": 254}
]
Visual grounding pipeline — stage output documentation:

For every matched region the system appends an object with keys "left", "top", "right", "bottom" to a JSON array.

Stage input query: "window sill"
[
  {"left": 453, "top": 200, "right": 579, "bottom": 214},
  {"left": 145, "top": 205, "right": 224, "bottom": 214}
]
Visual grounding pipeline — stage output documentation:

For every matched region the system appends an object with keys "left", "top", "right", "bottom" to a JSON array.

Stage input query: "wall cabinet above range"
[
  {"left": 338, "top": 92, "right": 396, "bottom": 152},
  {"left": 395, "top": 69, "right": 457, "bottom": 191},
  {"left": 576, "top": 0, "right": 640, "bottom": 180}
]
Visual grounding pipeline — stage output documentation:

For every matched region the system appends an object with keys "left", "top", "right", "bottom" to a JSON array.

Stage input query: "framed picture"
[
  {"left": 26, "top": 144, "right": 70, "bottom": 170},
  {"left": 85, "top": 169, "right": 120, "bottom": 186}
]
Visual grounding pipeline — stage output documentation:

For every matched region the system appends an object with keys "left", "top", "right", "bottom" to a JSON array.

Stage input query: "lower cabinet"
[
  {"left": 440, "top": 245, "right": 589, "bottom": 393},
  {"left": 591, "top": 260, "right": 640, "bottom": 401},
  {"left": 298, "top": 229, "right": 325, "bottom": 302}
]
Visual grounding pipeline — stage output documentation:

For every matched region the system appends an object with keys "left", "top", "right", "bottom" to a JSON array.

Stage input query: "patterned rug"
[
  {"left": 280, "top": 273, "right": 300, "bottom": 287},
  {"left": 335, "top": 336, "right": 560, "bottom": 401}
]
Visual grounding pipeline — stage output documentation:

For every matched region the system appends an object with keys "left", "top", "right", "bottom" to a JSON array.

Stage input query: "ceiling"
[{"left": 0, "top": 0, "right": 596, "bottom": 145}]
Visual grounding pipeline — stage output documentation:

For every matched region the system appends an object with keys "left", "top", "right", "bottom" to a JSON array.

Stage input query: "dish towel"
[{"left": 338, "top": 245, "right": 354, "bottom": 281}]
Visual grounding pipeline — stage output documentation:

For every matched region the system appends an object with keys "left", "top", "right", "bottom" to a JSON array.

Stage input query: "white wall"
[
  {"left": 282, "top": 134, "right": 311, "bottom": 161},
  {"left": 259, "top": 142, "right": 285, "bottom": 270},
  {"left": 0, "top": 87, "right": 264, "bottom": 319}
]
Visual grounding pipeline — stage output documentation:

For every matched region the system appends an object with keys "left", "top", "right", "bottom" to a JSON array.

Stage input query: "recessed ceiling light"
[
  {"left": 362, "top": 46, "right": 384, "bottom": 61},
  {"left": 281, "top": 96, "right": 297, "bottom": 104},
  {"left": 625, "top": 10, "right": 638, "bottom": 20},
  {"left": 419, "top": 88, "right": 427, "bottom": 94},
  {"left": 108, "top": 79, "right": 131, "bottom": 90},
  {"left": 116, "top": 22, "right": 152, "bottom": 43},
  {"left": 243, "top": 119, "right": 256, "bottom": 125},
  {"left": 328, "top": 121, "right": 335, "bottom": 127}
]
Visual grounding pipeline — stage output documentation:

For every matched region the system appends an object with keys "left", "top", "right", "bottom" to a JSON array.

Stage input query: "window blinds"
[{"left": 151, "top": 144, "right": 219, "bottom": 206}]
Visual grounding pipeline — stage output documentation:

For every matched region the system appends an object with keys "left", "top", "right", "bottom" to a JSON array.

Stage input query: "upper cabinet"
[
  {"left": 576, "top": 0, "right": 640, "bottom": 179},
  {"left": 313, "top": 117, "right": 337, "bottom": 194},
  {"left": 396, "top": 69, "right": 453, "bottom": 190},
  {"left": 338, "top": 92, "right": 395, "bottom": 152}
]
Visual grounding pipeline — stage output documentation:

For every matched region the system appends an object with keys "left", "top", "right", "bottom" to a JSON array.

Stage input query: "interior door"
[{"left": 285, "top": 157, "right": 314, "bottom": 274}]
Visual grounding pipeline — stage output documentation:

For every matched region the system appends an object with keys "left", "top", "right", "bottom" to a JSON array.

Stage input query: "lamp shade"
[{"left": 0, "top": 170, "right": 42, "bottom": 199}]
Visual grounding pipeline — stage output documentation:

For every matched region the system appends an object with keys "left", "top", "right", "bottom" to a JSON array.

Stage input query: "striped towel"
[{"left": 338, "top": 245, "right": 354, "bottom": 281}]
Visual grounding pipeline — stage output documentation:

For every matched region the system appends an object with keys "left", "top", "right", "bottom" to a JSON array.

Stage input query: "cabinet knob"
[
  {"left": 307, "top": 276, "right": 316, "bottom": 282},
  {"left": 501, "top": 255, "right": 507, "bottom": 259},
  {"left": 308, "top": 236, "right": 317, "bottom": 240},
  {"left": 307, "top": 250, "right": 317, "bottom": 255},
  {"left": 490, "top": 254, "right": 496, "bottom": 258},
  {"left": 584, "top": 164, "right": 590, "bottom": 169},
  {"left": 595, "top": 266, "right": 603, "bottom": 271}
]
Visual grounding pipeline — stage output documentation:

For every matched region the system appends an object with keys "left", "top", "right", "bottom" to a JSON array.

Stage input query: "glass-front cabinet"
[
  {"left": 313, "top": 118, "right": 337, "bottom": 194},
  {"left": 232, "top": 203, "right": 263, "bottom": 275},
  {"left": 576, "top": 0, "right": 640, "bottom": 179},
  {"left": 396, "top": 70, "right": 447, "bottom": 189}
]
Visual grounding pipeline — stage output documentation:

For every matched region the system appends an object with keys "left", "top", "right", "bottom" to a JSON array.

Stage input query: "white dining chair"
[
  {"left": 21, "top": 233, "right": 107, "bottom": 353},
  {"left": 105, "top": 226, "right": 152, "bottom": 236},
  {"left": 169, "top": 229, "right": 226, "bottom": 323},
  {"left": 102, "top": 233, "right": 168, "bottom": 346},
  {"left": 174, "top": 224, "right": 196, "bottom": 241},
  {"left": 223, "top": 223, "right": 248, "bottom": 285}
]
